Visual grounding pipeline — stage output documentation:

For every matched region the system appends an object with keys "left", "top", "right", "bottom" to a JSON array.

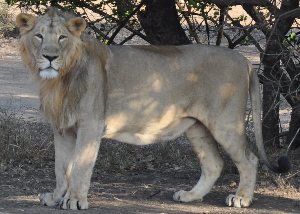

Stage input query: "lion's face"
[
  {"left": 16, "top": 8, "right": 86, "bottom": 79},
  {"left": 30, "top": 20, "right": 69, "bottom": 79}
]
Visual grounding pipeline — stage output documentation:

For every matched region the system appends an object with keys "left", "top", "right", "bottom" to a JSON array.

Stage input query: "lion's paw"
[
  {"left": 173, "top": 190, "right": 202, "bottom": 202},
  {"left": 226, "top": 194, "right": 252, "bottom": 208},
  {"left": 59, "top": 197, "right": 88, "bottom": 210},
  {"left": 39, "top": 193, "right": 59, "bottom": 206}
]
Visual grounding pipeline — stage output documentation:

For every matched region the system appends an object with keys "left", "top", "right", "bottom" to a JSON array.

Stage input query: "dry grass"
[
  {"left": 97, "top": 137, "right": 199, "bottom": 173},
  {"left": 0, "top": 107, "right": 199, "bottom": 170},
  {"left": 0, "top": 109, "right": 53, "bottom": 162},
  {"left": 0, "top": 107, "right": 201, "bottom": 172},
  {"left": 1, "top": 107, "right": 298, "bottom": 194},
  {"left": 0, "top": 98, "right": 288, "bottom": 180},
  {"left": 0, "top": 106, "right": 257, "bottom": 173}
]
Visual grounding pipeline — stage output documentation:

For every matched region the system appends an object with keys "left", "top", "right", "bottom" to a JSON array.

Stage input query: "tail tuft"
[{"left": 277, "top": 156, "right": 291, "bottom": 173}]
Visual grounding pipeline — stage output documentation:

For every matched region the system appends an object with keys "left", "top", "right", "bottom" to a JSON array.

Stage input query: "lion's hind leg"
[
  {"left": 173, "top": 122, "right": 224, "bottom": 202},
  {"left": 212, "top": 124, "right": 259, "bottom": 208}
]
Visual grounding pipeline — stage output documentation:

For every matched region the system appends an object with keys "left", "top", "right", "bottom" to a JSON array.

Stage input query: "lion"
[{"left": 16, "top": 7, "right": 290, "bottom": 210}]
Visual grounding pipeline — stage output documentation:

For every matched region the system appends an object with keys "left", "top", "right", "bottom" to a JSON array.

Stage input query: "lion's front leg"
[
  {"left": 59, "top": 120, "right": 103, "bottom": 210},
  {"left": 40, "top": 129, "right": 76, "bottom": 207}
]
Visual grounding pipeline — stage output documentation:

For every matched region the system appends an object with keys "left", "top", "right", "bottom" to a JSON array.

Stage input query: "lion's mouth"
[{"left": 39, "top": 67, "right": 59, "bottom": 79}]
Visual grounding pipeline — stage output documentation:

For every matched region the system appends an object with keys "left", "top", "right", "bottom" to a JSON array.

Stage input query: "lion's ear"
[
  {"left": 66, "top": 17, "right": 86, "bottom": 37},
  {"left": 16, "top": 13, "right": 37, "bottom": 35}
]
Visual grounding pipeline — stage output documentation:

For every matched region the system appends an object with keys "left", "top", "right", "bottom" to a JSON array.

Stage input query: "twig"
[
  {"left": 200, "top": 6, "right": 211, "bottom": 45},
  {"left": 146, "top": 190, "right": 161, "bottom": 199},
  {"left": 119, "top": 33, "right": 136, "bottom": 45},
  {"left": 88, "top": 25, "right": 118, "bottom": 45},
  {"left": 125, "top": 27, "right": 152, "bottom": 44},
  {"left": 261, "top": 8, "right": 300, "bottom": 64},
  {"left": 286, "top": 127, "right": 300, "bottom": 154},
  {"left": 285, "top": 170, "right": 300, "bottom": 179},
  {"left": 226, "top": 14, "right": 263, "bottom": 51},
  {"left": 216, "top": 7, "right": 226, "bottom": 46}
]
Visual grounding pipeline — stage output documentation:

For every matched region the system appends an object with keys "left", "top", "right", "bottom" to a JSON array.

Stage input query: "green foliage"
[
  {"left": 283, "top": 32, "right": 300, "bottom": 47},
  {"left": 240, "top": 36, "right": 251, "bottom": 46},
  {"left": 188, "top": 0, "right": 202, "bottom": 10},
  {"left": 233, "top": 14, "right": 247, "bottom": 22}
]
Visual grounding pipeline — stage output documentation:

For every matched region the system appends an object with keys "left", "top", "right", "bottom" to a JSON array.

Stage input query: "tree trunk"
[
  {"left": 260, "top": 0, "right": 299, "bottom": 148},
  {"left": 137, "top": 0, "right": 191, "bottom": 45},
  {"left": 262, "top": 69, "right": 280, "bottom": 147},
  {"left": 281, "top": 50, "right": 300, "bottom": 149},
  {"left": 261, "top": 27, "right": 284, "bottom": 147}
]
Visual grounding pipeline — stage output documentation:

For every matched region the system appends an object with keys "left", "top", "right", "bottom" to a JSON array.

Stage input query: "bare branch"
[
  {"left": 119, "top": 33, "right": 136, "bottom": 45},
  {"left": 87, "top": 25, "right": 118, "bottom": 45},
  {"left": 176, "top": 0, "right": 201, "bottom": 43},
  {"left": 124, "top": 27, "right": 152, "bottom": 44},
  {"left": 203, "top": 0, "right": 277, "bottom": 12},
  {"left": 277, "top": 7, "right": 300, "bottom": 19},
  {"left": 107, "top": 0, "right": 146, "bottom": 45},
  {"left": 107, "top": 0, "right": 145, "bottom": 44},
  {"left": 216, "top": 7, "right": 226, "bottom": 46},
  {"left": 226, "top": 15, "right": 264, "bottom": 52}
]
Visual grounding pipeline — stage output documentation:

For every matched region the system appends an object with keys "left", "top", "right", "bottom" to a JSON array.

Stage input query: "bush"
[{"left": 0, "top": 2, "right": 15, "bottom": 38}]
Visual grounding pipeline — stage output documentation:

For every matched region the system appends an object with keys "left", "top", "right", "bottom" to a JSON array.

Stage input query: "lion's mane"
[{"left": 18, "top": 8, "right": 88, "bottom": 129}]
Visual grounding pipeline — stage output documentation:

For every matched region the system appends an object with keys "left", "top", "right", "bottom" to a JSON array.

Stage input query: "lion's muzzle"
[
  {"left": 40, "top": 67, "right": 59, "bottom": 79},
  {"left": 39, "top": 54, "right": 60, "bottom": 79}
]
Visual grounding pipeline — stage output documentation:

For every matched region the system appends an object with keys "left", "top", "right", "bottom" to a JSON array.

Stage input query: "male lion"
[{"left": 16, "top": 7, "right": 290, "bottom": 210}]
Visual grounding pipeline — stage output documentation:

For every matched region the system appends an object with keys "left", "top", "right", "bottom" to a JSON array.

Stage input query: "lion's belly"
[{"left": 103, "top": 117, "right": 196, "bottom": 145}]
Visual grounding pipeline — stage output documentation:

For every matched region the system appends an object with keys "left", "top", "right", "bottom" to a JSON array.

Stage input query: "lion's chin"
[{"left": 40, "top": 68, "right": 59, "bottom": 79}]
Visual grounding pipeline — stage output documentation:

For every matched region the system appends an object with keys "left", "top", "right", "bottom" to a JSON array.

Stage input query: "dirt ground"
[
  {"left": 0, "top": 155, "right": 300, "bottom": 214},
  {"left": 0, "top": 38, "right": 300, "bottom": 214}
]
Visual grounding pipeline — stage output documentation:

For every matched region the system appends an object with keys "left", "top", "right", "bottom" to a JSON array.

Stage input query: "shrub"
[{"left": 0, "top": 2, "right": 15, "bottom": 38}]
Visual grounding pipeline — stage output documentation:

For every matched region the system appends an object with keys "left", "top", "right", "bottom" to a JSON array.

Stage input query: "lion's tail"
[{"left": 249, "top": 62, "right": 291, "bottom": 173}]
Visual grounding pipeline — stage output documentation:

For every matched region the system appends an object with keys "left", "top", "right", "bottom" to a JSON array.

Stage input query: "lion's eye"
[
  {"left": 35, "top": 34, "right": 43, "bottom": 39},
  {"left": 59, "top": 35, "right": 67, "bottom": 40}
]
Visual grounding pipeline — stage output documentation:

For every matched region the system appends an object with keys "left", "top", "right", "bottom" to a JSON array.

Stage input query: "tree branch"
[
  {"left": 107, "top": 0, "right": 145, "bottom": 44},
  {"left": 277, "top": 7, "right": 300, "bottom": 20},
  {"left": 226, "top": 15, "right": 264, "bottom": 51},
  {"left": 87, "top": 25, "right": 118, "bottom": 45},
  {"left": 216, "top": 7, "right": 226, "bottom": 46},
  {"left": 124, "top": 26, "right": 152, "bottom": 44},
  {"left": 176, "top": 0, "right": 201, "bottom": 43},
  {"left": 203, "top": 0, "right": 277, "bottom": 12}
]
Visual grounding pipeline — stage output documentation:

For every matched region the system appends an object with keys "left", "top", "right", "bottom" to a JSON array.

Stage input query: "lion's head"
[
  {"left": 16, "top": 7, "right": 86, "bottom": 79},
  {"left": 16, "top": 8, "right": 89, "bottom": 129}
]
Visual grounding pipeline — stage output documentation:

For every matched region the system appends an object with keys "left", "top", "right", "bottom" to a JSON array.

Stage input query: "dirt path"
[
  {"left": 0, "top": 153, "right": 300, "bottom": 214},
  {"left": 0, "top": 38, "right": 300, "bottom": 214},
  {"left": 0, "top": 39, "right": 40, "bottom": 121},
  {"left": 0, "top": 163, "right": 300, "bottom": 214}
]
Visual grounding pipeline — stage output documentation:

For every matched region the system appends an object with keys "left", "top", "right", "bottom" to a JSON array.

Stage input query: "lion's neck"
[{"left": 39, "top": 69, "right": 87, "bottom": 130}]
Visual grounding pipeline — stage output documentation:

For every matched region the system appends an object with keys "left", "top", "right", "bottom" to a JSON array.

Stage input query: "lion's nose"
[{"left": 43, "top": 54, "right": 58, "bottom": 62}]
